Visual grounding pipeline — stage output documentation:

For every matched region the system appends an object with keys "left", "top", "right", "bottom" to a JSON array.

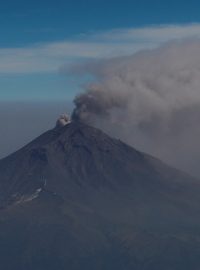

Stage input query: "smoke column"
[{"left": 72, "top": 40, "right": 200, "bottom": 177}]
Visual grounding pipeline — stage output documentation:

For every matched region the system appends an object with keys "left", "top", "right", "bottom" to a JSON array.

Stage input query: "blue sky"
[{"left": 1, "top": 0, "right": 200, "bottom": 101}]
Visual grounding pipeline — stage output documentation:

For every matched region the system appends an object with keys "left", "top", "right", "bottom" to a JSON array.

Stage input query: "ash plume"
[
  {"left": 56, "top": 114, "right": 71, "bottom": 127},
  {"left": 72, "top": 40, "right": 200, "bottom": 176}
]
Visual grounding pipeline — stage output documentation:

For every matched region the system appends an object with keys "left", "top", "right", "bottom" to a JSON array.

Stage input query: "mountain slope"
[{"left": 0, "top": 121, "right": 200, "bottom": 270}]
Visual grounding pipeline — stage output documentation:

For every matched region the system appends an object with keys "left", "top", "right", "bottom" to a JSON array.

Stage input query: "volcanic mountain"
[{"left": 0, "top": 120, "right": 200, "bottom": 270}]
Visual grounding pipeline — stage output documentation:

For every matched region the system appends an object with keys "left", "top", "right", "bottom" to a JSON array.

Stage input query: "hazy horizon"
[{"left": 0, "top": 101, "right": 73, "bottom": 159}]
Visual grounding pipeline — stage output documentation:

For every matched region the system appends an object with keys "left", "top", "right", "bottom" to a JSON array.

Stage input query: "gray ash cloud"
[{"left": 71, "top": 40, "right": 200, "bottom": 176}]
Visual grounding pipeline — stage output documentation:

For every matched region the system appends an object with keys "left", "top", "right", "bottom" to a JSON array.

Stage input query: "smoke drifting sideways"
[{"left": 72, "top": 40, "right": 200, "bottom": 177}]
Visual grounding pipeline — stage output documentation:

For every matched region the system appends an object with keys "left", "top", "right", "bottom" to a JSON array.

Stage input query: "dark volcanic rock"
[{"left": 0, "top": 121, "right": 200, "bottom": 269}]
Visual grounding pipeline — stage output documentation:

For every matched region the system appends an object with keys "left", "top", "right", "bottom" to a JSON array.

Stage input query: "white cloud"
[
  {"left": 1, "top": 24, "right": 200, "bottom": 74},
  {"left": 97, "top": 24, "right": 200, "bottom": 41}
]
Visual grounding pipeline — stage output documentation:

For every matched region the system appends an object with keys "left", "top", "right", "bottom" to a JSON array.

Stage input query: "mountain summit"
[{"left": 0, "top": 120, "right": 200, "bottom": 270}]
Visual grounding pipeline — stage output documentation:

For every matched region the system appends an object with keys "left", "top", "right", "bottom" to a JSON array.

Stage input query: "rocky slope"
[{"left": 0, "top": 121, "right": 200, "bottom": 269}]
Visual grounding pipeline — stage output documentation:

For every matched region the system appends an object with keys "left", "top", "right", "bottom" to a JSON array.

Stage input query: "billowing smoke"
[
  {"left": 56, "top": 114, "right": 71, "bottom": 128},
  {"left": 72, "top": 40, "right": 200, "bottom": 177}
]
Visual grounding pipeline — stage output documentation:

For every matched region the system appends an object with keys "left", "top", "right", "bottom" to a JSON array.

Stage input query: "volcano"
[{"left": 0, "top": 120, "right": 200, "bottom": 270}]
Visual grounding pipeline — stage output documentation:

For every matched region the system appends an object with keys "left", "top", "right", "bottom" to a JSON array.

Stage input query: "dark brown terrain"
[{"left": 0, "top": 121, "right": 200, "bottom": 270}]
